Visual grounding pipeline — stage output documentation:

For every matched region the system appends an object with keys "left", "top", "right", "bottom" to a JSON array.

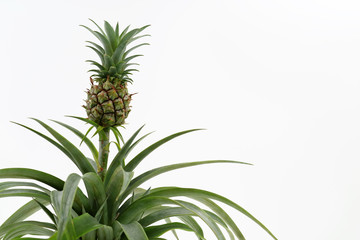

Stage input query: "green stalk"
[{"left": 98, "top": 128, "right": 110, "bottom": 180}]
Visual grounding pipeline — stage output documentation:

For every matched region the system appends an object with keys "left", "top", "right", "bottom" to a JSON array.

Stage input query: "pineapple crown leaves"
[{"left": 81, "top": 19, "right": 150, "bottom": 84}]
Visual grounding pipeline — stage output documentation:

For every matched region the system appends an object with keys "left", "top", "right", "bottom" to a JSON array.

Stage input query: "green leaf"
[
  {"left": 119, "top": 160, "right": 248, "bottom": 204},
  {"left": 33, "top": 199, "right": 57, "bottom": 225},
  {"left": 57, "top": 173, "right": 82, "bottom": 240},
  {"left": 0, "top": 170, "right": 89, "bottom": 215},
  {"left": 118, "top": 196, "right": 225, "bottom": 239},
  {"left": 123, "top": 43, "right": 150, "bottom": 59},
  {"left": 104, "top": 54, "right": 114, "bottom": 70},
  {"left": 86, "top": 45, "right": 105, "bottom": 65},
  {"left": 128, "top": 33, "right": 151, "bottom": 45},
  {"left": 113, "top": 25, "right": 150, "bottom": 65},
  {"left": 0, "top": 168, "right": 63, "bottom": 190},
  {"left": 110, "top": 126, "right": 125, "bottom": 145},
  {"left": 1, "top": 221, "right": 55, "bottom": 239},
  {"left": 50, "top": 190, "right": 62, "bottom": 216},
  {"left": 197, "top": 197, "right": 243, "bottom": 240},
  {"left": 81, "top": 24, "right": 113, "bottom": 55},
  {"left": 148, "top": 187, "right": 278, "bottom": 240},
  {"left": 86, "top": 41, "right": 105, "bottom": 54},
  {"left": 11, "top": 122, "right": 75, "bottom": 167},
  {"left": 112, "top": 43, "right": 127, "bottom": 65},
  {"left": 138, "top": 207, "right": 204, "bottom": 239},
  {"left": 0, "top": 181, "right": 50, "bottom": 193},
  {"left": 122, "top": 54, "right": 143, "bottom": 66},
  {"left": 106, "top": 166, "right": 133, "bottom": 221},
  {"left": 115, "top": 23, "right": 119, "bottom": 36},
  {"left": 0, "top": 168, "right": 88, "bottom": 213},
  {"left": 66, "top": 116, "right": 99, "bottom": 128},
  {"left": 105, "top": 125, "right": 145, "bottom": 187},
  {"left": 145, "top": 222, "right": 193, "bottom": 238},
  {"left": 104, "top": 20, "right": 118, "bottom": 50},
  {"left": 94, "top": 196, "right": 109, "bottom": 222},
  {"left": 97, "top": 225, "right": 113, "bottom": 240},
  {"left": 178, "top": 216, "right": 205, "bottom": 240},
  {"left": 92, "top": 125, "right": 104, "bottom": 138},
  {"left": 119, "top": 25, "right": 130, "bottom": 40},
  {"left": 82, "top": 172, "right": 108, "bottom": 223},
  {"left": 112, "top": 220, "right": 123, "bottom": 240},
  {"left": 164, "top": 218, "right": 180, "bottom": 240},
  {"left": 89, "top": 18, "right": 106, "bottom": 35},
  {"left": 0, "top": 199, "right": 49, "bottom": 233},
  {"left": 119, "top": 221, "right": 149, "bottom": 240},
  {"left": 51, "top": 120, "right": 98, "bottom": 163},
  {"left": 72, "top": 213, "right": 103, "bottom": 238},
  {"left": 3, "top": 222, "right": 54, "bottom": 240},
  {"left": 125, "top": 129, "right": 204, "bottom": 171},
  {"left": 30, "top": 118, "right": 95, "bottom": 174},
  {"left": 86, "top": 60, "right": 105, "bottom": 70},
  {"left": 172, "top": 200, "right": 226, "bottom": 240},
  {"left": 0, "top": 189, "right": 50, "bottom": 201}
]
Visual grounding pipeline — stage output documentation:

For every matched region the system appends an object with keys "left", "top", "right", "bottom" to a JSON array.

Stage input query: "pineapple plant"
[{"left": 0, "top": 20, "right": 278, "bottom": 240}]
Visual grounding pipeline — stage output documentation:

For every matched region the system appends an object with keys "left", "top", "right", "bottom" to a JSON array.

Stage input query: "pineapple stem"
[{"left": 98, "top": 127, "right": 110, "bottom": 180}]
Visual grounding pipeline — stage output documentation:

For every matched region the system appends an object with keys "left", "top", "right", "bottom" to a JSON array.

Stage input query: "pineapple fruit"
[{"left": 82, "top": 20, "right": 149, "bottom": 127}]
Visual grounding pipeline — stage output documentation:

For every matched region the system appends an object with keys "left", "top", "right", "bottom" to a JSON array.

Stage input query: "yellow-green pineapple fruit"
[{"left": 82, "top": 20, "right": 149, "bottom": 127}]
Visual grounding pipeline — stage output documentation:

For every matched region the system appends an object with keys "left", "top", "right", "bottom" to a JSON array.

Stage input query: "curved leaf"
[
  {"left": 0, "top": 168, "right": 88, "bottom": 214},
  {"left": 105, "top": 125, "right": 144, "bottom": 187},
  {"left": 11, "top": 122, "right": 74, "bottom": 166},
  {"left": 82, "top": 172, "right": 108, "bottom": 223},
  {"left": 0, "top": 189, "right": 50, "bottom": 201},
  {"left": 72, "top": 213, "right": 103, "bottom": 238},
  {"left": 119, "top": 221, "right": 148, "bottom": 240},
  {"left": 148, "top": 187, "right": 278, "bottom": 240},
  {"left": 57, "top": 173, "right": 82, "bottom": 240},
  {"left": 0, "top": 181, "right": 50, "bottom": 193},
  {"left": 145, "top": 222, "right": 193, "bottom": 238},
  {"left": 0, "top": 199, "right": 49, "bottom": 232},
  {"left": 0, "top": 168, "right": 63, "bottom": 190},
  {"left": 118, "top": 160, "right": 249, "bottom": 205},
  {"left": 106, "top": 166, "right": 133, "bottom": 222},
  {"left": 30, "top": 118, "right": 95, "bottom": 174},
  {"left": 3, "top": 223, "right": 54, "bottom": 240},
  {"left": 124, "top": 129, "right": 204, "bottom": 172}
]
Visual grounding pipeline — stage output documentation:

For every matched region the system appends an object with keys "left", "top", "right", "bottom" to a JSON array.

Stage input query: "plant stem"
[{"left": 98, "top": 127, "right": 110, "bottom": 180}]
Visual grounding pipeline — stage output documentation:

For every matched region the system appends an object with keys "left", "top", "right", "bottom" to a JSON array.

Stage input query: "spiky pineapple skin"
[{"left": 85, "top": 78, "right": 131, "bottom": 127}]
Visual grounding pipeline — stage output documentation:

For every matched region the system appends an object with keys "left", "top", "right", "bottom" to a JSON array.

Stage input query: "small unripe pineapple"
[
  {"left": 82, "top": 19, "right": 149, "bottom": 127},
  {"left": 85, "top": 78, "right": 132, "bottom": 127}
]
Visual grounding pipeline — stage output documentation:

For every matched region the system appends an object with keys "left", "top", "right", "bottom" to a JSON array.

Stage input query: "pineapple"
[{"left": 82, "top": 20, "right": 149, "bottom": 127}]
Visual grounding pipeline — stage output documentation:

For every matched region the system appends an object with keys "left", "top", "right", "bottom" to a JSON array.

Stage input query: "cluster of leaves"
[
  {"left": 81, "top": 19, "right": 150, "bottom": 84},
  {"left": 0, "top": 117, "right": 277, "bottom": 239}
]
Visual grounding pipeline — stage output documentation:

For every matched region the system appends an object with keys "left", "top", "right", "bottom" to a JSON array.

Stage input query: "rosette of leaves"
[{"left": 0, "top": 117, "right": 277, "bottom": 240}]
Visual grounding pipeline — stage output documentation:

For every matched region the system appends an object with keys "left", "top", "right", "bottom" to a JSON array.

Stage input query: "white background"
[{"left": 1, "top": 0, "right": 360, "bottom": 239}]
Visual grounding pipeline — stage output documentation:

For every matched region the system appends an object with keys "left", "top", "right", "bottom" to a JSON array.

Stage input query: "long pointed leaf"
[
  {"left": 118, "top": 160, "right": 249, "bottom": 205},
  {"left": 124, "top": 129, "right": 204, "bottom": 171},
  {"left": 119, "top": 221, "right": 149, "bottom": 240},
  {"left": 0, "top": 168, "right": 88, "bottom": 214},
  {"left": 0, "top": 181, "right": 50, "bottom": 193},
  {"left": 51, "top": 120, "right": 98, "bottom": 163},
  {"left": 148, "top": 187, "right": 278, "bottom": 240},
  {"left": 57, "top": 173, "right": 82, "bottom": 240},
  {"left": 145, "top": 222, "right": 192, "bottom": 238},
  {"left": 11, "top": 122, "right": 74, "bottom": 165},
  {"left": 82, "top": 172, "right": 108, "bottom": 223},
  {"left": 31, "top": 118, "right": 95, "bottom": 174},
  {"left": 0, "top": 199, "right": 49, "bottom": 236},
  {"left": 105, "top": 125, "right": 144, "bottom": 187}
]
